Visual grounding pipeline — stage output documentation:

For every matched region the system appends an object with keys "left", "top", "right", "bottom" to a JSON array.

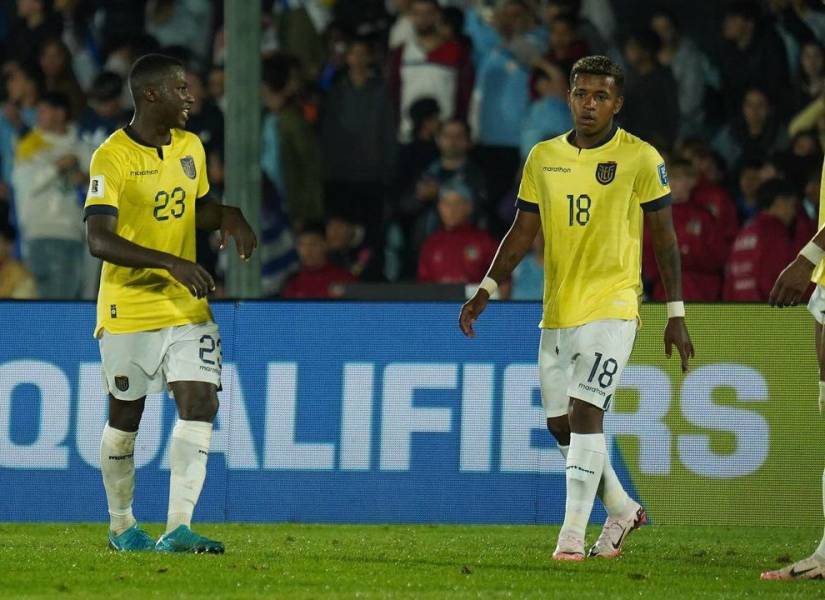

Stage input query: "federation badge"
[
  {"left": 114, "top": 376, "right": 129, "bottom": 392},
  {"left": 180, "top": 155, "right": 196, "bottom": 179},
  {"left": 595, "top": 162, "right": 617, "bottom": 185}
]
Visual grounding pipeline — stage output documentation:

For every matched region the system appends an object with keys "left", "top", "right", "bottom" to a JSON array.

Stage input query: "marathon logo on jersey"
[
  {"left": 114, "top": 376, "right": 129, "bottom": 392},
  {"left": 180, "top": 155, "right": 196, "bottom": 179},
  {"left": 110, "top": 304, "right": 117, "bottom": 318},
  {"left": 88, "top": 176, "right": 104, "bottom": 198},
  {"left": 658, "top": 163, "right": 669, "bottom": 186},
  {"left": 595, "top": 162, "right": 617, "bottom": 185}
]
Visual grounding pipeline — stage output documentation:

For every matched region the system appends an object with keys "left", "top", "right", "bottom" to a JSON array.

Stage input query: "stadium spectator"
[
  {"left": 791, "top": 40, "right": 825, "bottom": 113},
  {"left": 77, "top": 71, "right": 128, "bottom": 150},
  {"left": 714, "top": 88, "right": 788, "bottom": 172},
  {"left": 145, "top": 0, "right": 214, "bottom": 69},
  {"left": 643, "top": 160, "right": 727, "bottom": 301},
  {"left": 543, "top": 0, "right": 608, "bottom": 56},
  {"left": 11, "top": 92, "right": 90, "bottom": 299},
  {"left": 261, "top": 53, "right": 323, "bottom": 230},
  {"left": 521, "top": 61, "right": 573, "bottom": 159},
  {"left": 207, "top": 65, "right": 225, "bottom": 113},
  {"left": 400, "top": 118, "right": 487, "bottom": 267},
  {"left": 5, "top": 0, "right": 61, "bottom": 66},
  {"left": 0, "top": 223, "right": 37, "bottom": 299},
  {"left": 620, "top": 29, "right": 679, "bottom": 149},
  {"left": 39, "top": 37, "right": 86, "bottom": 119},
  {"left": 801, "top": 167, "right": 821, "bottom": 221},
  {"left": 0, "top": 61, "right": 41, "bottom": 185},
  {"left": 395, "top": 96, "right": 441, "bottom": 193},
  {"left": 326, "top": 212, "right": 383, "bottom": 281},
  {"left": 716, "top": 1, "right": 789, "bottom": 119},
  {"left": 735, "top": 159, "right": 766, "bottom": 223},
  {"left": 580, "top": 0, "right": 616, "bottom": 46},
  {"left": 541, "top": 14, "right": 590, "bottom": 78},
  {"left": 688, "top": 148, "right": 740, "bottom": 250},
  {"left": 417, "top": 182, "right": 496, "bottom": 284},
  {"left": 388, "top": 0, "right": 416, "bottom": 49},
  {"left": 471, "top": 0, "right": 540, "bottom": 213},
  {"left": 274, "top": 1, "right": 326, "bottom": 81},
  {"left": 282, "top": 222, "right": 355, "bottom": 298},
  {"left": 388, "top": 0, "right": 473, "bottom": 141},
  {"left": 55, "top": 0, "right": 100, "bottom": 90},
  {"left": 184, "top": 69, "right": 223, "bottom": 154},
  {"left": 319, "top": 37, "right": 395, "bottom": 245},
  {"left": 510, "top": 229, "right": 544, "bottom": 300},
  {"left": 650, "top": 8, "right": 707, "bottom": 138},
  {"left": 723, "top": 179, "right": 800, "bottom": 301}
]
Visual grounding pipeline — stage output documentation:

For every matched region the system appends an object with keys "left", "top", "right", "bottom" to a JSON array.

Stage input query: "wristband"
[
  {"left": 667, "top": 301, "right": 685, "bottom": 319},
  {"left": 479, "top": 276, "right": 498, "bottom": 296},
  {"left": 800, "top": 241, "right": 825, "bottom": 266}
]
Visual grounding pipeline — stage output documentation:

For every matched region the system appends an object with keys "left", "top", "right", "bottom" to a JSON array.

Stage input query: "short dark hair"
[
  {"left": 724, "top": 0, "right": 759, "bottom": 21},
  {"left": 440, "top": 117, "right": 471, "bottom": 137},
  {"left": 262, "top": 53, "right": 301, "bottom": 93},
  {"left": 40, "top": 91, "right": 71, "bottom": 113},
  {"left": 551, "top": 14, "right": 578, "bottom": 31},
  {"left": 128, "top": 54, "right": 183, "bottom": 103},
  {"left": 625, "top": 29, "right": 662, "bottom": 56},
  {"left": 758, "top": 178, "right": 798, "bottom": 211},
  {"left": 412, "top": 0, "right": 440, "bottom": 10},
  {"left": 569, "top": 55, "right": 624, "bottom": 92},
  {"left": 298, "top": 221, "right": 327, "bottom": 238},
  {"left": 89, "top": 71, "right": 123, "bottom": 102},
  {"left": 547, "top": 0, "right": 582, "bottom": 15},
  {"left": 650, "top": 6, "right": 679, "bottom": 28}
]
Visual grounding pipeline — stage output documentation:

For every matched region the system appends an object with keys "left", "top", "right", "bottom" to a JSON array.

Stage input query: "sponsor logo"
[
  {"left": 108, "top": 453, "right": 134, "bottom": 461},
  {"left": 88, "top": 176, "right": 104, "bottom": 198},
  {"left": 577, "top": 382, "right": 607, "bottom": 397},
  {"left": 110, "top": 304, "right": 117, "bottom": 318},
  {"left": 658, "top": 163, "right": 669, "bottom": 186},
  {"left": 566, "top": 464, "right": 595, "bottom": 475},
  {"left": 596, "top": 161, "right": 617, "bottom": 185},
  {"left": 180, "top": 155, "right": 196, "bottom": 179},
  {"left": 130, "top": 169, "right": 159, "bottom": 177},
  {"left": 114, "top": 376, "right": 129, "bottom": 392},
  {"left": 543, "top": 166, "right": 572, "bottom": 173}
]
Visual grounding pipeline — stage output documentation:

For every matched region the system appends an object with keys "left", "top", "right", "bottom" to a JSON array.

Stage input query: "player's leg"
[
  {"left": 98, "top": 329, "right": 163, "bottom": 551},
  {"left": 155, "top": 322, "right": 223, "bottom": 554}
]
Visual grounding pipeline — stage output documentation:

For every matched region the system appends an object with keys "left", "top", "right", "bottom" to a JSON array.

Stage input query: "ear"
[
  {"left": 613, "top": 95, "right": 624, "bottom": 115},
  {"left": 143, "top": 86, "right": 158, "bottom": 103}
]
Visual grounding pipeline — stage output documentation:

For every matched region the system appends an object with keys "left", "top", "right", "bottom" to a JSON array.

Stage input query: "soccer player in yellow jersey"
[
  {"left": 83, "top": 55, "right": 257, "bottom": 553},
  {"left": 763, "top": 170, "right": 825, "bottom": 580},
  {"left": 460, "top": 56, "right": 694, "bottom": 561}
]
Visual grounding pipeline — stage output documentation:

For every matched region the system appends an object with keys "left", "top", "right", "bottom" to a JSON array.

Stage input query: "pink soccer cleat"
[{"left": 587, "top": 503, "right": 648, "bottom": 558}]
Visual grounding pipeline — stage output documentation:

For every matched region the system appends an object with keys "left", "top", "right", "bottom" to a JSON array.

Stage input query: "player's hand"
[
  {"left": 664, "top": 317, "right": 694, "bottom": 373},
  {"left": 167, "top": 257, "right": 215, "bottom": 298},
  {"left": 459, "top": 290, "right": 490, "bottom": 338},
  {"left": 220, "top": 206, "right": 258, "bottom": 260},
  {"left": 769, "top": 256, "right": 814, "bottom": 308}
]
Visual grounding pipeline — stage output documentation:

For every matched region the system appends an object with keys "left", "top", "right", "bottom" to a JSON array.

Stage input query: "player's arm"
[
  {"left": 645, "top": 206, "right": 695, "bottom": 372},
  {"left": 195, "top": 196, "right": 258, "bottom": 261},
  {"left": 459, "top": 208, "right": 541, "bottom": 337},
  {"left": 86, "top": 214, "right": 214, "bottom": 298},
  {"left": 769, "top": 226, "right": 825, "bottom": 307}
]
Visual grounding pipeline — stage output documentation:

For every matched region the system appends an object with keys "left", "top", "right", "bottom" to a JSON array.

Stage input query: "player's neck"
[{"left": 128, "top": 116, "right": 172, "bottom": 147}]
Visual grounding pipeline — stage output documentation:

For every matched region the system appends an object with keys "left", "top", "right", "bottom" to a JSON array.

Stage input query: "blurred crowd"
[{"left": 0, "top": 0, "right": 824, "bottom": 302}]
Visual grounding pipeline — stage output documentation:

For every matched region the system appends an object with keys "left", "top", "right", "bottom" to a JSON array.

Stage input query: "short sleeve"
[
  {"left": 636, "top": 144, "right": 672, "bottom": 213},
  {"left": 196, "top": 139, "right": 210, "bottom": 200},
  {"left": 516, "top": 146, "right": 540, "bottom": 213},
  {"left": 83, "top": 148, "right": 124, "bottom": 220}
]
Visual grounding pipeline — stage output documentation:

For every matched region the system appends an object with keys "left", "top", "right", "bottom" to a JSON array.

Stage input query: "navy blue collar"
[{"left": 566, "top": 123, "right": 618, "bottom": 150}]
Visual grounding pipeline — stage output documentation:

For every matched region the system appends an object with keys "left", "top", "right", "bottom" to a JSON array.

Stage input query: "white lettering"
[
  {"left": 460, "top": 364, "right": 494, "bottom": 472},
  {"left": 340, "top": 363, "right": 374, "bottom": 471}
]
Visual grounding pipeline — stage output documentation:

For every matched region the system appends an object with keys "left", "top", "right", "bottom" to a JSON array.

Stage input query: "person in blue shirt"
[{"left": 520, "top": 61, "right": 573, "bottom": 159}]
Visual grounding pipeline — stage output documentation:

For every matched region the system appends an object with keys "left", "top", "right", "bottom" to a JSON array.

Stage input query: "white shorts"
[
  {"left": 538, "top": 319, "right": 637, "bottom": 418},
  {"left": 99, "top": 321, "right": 222, "bottom": 401},
  {"left": 808, "top": 284, "right": 825, "bottom": 324}
]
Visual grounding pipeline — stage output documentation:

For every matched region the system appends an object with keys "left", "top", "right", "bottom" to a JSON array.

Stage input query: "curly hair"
[{"left": 569, "top": 55, "right": 624, "bottom": 92}]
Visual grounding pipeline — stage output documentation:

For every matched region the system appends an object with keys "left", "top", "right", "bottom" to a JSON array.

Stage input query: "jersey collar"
[
  {"left": 123, "top": 126, "right": 168, "bottom": 159},
  {"left": 565, "top": 123, "right": 619, "bottom": 151}
]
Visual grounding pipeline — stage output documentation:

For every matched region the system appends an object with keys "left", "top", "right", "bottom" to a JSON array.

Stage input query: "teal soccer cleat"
[
  {"left": 155, "top": 525, "right": 224, "bottom": 554},
  {"left": 108, "top": 524, "right": 156, "bottom": 552}
]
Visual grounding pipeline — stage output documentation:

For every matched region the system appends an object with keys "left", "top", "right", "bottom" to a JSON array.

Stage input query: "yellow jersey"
[
  {"left": 517, "top": 126, "right": 671, "bottom": 328},
  {"left": 813, "top": 165, "right": 825, "bottom": 286},
  {"left": 84, "top": 127, "right": 212, "bottom": 336}
]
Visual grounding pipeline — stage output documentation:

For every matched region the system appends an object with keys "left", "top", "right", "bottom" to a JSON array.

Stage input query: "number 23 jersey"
[
  {"left": 517, "top": 126, "right": 671, "bottom": 329},
  {"left": 84, "top": 127, "right": 212, "bottom": 336}
]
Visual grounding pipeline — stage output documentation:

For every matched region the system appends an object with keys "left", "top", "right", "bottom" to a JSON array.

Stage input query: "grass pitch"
[{"left": 0, "top": 523, "right": 821, "bottom": 599}]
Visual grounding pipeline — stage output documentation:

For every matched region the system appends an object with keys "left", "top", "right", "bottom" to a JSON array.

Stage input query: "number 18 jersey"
[
  {"left": 84, "top": 127, "right": 211, "bottom": 336},
  {"left": 518, "top": 126, "right": 671, "bottom": 329}
]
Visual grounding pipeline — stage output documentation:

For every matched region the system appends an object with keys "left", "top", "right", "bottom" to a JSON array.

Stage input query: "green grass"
[{"left": 0, "top": 523, "right": 821, "bottom": 599}]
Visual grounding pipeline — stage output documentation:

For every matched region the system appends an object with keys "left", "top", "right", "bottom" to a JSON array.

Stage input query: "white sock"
[
  {"left": 560, "top": 442, "right": 632, "bottom": 518},
  {"left": 100, "top": 423, "right": 137, "bottom": 535},
  {"left": 166, "top": 420, "right": 212, "bottom": 534},
  {"left": 817, "top": 467, "right": 825, "bottom": 560},
  {"left": 560, "top": 433, "right": 606, "bottom": 541}
]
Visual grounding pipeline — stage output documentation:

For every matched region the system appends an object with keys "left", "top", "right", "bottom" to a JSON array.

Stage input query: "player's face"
[
  {"left": 568, "top": 73, "right": 622, "bottom": 137},
  {"left": 159, "top": 67, "right": 194, "bottom": 129}
]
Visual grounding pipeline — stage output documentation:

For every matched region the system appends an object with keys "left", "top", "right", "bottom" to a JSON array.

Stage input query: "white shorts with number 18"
[
  {"left": 539, "top": 319, "right": 637, "bottom": 418},
  {"left": 98, "top": 321, "right": 222, "bottom": 401}
]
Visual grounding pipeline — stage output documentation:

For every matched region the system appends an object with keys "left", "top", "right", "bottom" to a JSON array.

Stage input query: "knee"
[
  {"left": 108, "top": 398, "right": 145, "bottom": 432},
  {"left": 546, "top": 417, "right": 570, "bottom": 446},
  {"left": 178, "top": 396, "right": 219, "bottom": 423}
]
